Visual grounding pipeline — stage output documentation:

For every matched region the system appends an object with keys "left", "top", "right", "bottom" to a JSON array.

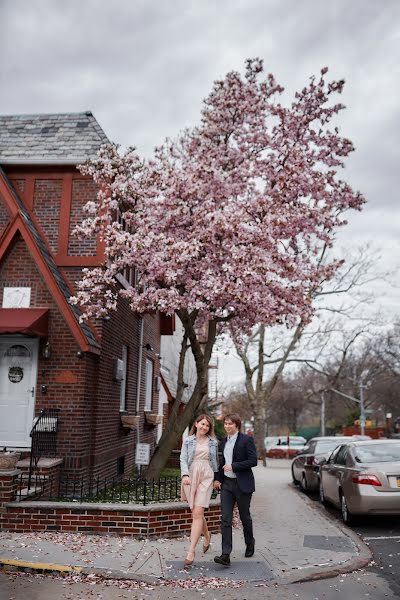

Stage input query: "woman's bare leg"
[
  {"left": 188, "top": 506, "right": 205, "bottom": 555},
  {"left": 202, "top": 516, "right": 209, "bottom": 541}
]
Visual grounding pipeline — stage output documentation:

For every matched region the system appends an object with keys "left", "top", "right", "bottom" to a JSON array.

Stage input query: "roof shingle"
[{"left": 0, "top": 111, "right": 109, "bottom": 164}]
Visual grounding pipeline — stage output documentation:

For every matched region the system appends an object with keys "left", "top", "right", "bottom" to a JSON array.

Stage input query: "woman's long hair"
[{"left": 189, "top": 413, "right": 216, "bottom": 439}]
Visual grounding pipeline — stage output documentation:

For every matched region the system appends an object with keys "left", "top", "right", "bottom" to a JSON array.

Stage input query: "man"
[{"left": 213, "top": 414, "right": 257, "bottom": 567}]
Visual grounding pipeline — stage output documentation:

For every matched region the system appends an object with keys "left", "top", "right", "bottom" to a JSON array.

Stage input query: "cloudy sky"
[{"left": 1, "top": 0, "right": 399, "bottom": 386}]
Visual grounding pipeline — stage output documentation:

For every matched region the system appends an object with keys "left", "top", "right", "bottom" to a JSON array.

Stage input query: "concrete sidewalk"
[{"left": 0, "top": 460, "right": 371, "bottom": 586}]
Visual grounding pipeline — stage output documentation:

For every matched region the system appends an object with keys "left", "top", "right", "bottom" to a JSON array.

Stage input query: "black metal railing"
[
  {"left": 18, "top": 473, "right": 185, "bottom": 505},
  {"left": 27, "top": 408, "right": 60, "bottom": 490}
]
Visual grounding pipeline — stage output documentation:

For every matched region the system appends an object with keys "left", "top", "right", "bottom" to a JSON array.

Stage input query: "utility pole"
[
  {"left": 359, "top": 381, "right": 366, "bottom": 436},
  {"left": 320, "top": 392, "right": 326, "bottom": 436}
]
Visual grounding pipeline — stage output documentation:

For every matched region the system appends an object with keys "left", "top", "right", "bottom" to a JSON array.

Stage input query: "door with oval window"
[{"left": 0, "top": 337, "right": 39, "bottom": 447}]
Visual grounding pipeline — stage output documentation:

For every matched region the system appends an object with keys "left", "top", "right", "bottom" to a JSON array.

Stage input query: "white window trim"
[
  {"left": 119, "top": 345, "right": 128, "bottom": 412},
  {"left": 144, "top": 358, "right": 154, "bottom": 412}
]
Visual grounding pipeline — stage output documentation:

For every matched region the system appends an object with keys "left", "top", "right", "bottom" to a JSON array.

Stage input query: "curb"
[
  {"left": 0, "top": 558, "right": 160, "bottom": 585},
  {"left": 283, "top": 483, "right": 372, "bottom": 584}
]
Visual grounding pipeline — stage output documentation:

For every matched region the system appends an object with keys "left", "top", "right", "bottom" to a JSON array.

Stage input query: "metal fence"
[{"left": 17, "top": 473, "right": 182, "bottom": 505}]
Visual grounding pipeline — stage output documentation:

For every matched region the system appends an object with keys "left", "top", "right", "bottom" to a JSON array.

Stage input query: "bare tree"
[{"left": 231, "top": 245, "right": 387, "bottom": 464}]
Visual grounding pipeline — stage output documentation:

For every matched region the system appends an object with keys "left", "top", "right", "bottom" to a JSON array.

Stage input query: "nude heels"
[
  {"left": 203, "top": 532, "right": 212, "bottom": 554},
  {"left": 184, "top": 551, "right": 195, "bottom": 566}
]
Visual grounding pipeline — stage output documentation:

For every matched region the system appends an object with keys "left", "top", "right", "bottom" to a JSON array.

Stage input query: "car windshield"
[
  {"left": 353, "top": 443, "right": 400, "bottom": 463},
  {"left": 314, "top": 440, "right": 346, "bottom": 453},
  {"left": 290, "top": 440, "right": 305, "bottom": 446}
]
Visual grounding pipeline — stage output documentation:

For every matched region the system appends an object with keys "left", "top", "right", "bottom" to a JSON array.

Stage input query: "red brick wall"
[
  {"left": 89, "top": 303, "right": 161, "bottom": 479},
  {"left": 32, "top": 178, "right": 63, "bottom": 254},
  {"left": 0, "top": 236, "right": 93, "bottom": 476},
  {"left": 1, "top": 500, "right": 220, "bottom": 537},
  {"left": 0, "top": 193, "right": 11, "bottom": 239},
  {"left": 0, "top": 471, "right": 19, "bottom": 507},
  {"left": 7, "top": 168, "right": 97, "bottom": 261},
  {"left": 1, "top": 166, "right": 164, "bottom": 481},
  {"left": 68, "top": 178, "right": 97, "bottom": 255}
]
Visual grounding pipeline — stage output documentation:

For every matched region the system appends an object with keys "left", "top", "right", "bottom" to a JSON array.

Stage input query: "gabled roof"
[
  {"left": 0, "top": 111, "right": 109, "bottom": 164},
  {"left": 0, "top": 167, "right": 100, "bottom": 353}
]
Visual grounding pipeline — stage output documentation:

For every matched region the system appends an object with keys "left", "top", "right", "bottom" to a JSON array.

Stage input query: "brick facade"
[
  {"left": 0, "top": 498, "right": 221, "bottom": 538},
  {"left": 0, "top": 166, "right": 164, "bottom": 481}
]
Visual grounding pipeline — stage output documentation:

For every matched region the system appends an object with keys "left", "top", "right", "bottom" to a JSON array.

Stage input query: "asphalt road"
[
  {"left": 308, "top": 490, "right": 400, "bottom": 598},
  {"left": 353, "top": 516, "right": 400, "bottom": 598}
]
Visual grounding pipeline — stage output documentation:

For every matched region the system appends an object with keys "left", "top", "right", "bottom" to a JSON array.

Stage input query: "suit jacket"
[{"left": 216, "top": 432, "right": 257, "bottom": 494}]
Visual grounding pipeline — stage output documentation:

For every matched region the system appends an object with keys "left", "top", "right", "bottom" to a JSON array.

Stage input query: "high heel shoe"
[
  {"left": 203, "top": 533, "right": 212, "bottom": 554},
  {"left": 184, "top": 551, "right": 195, "bottom": 566}
]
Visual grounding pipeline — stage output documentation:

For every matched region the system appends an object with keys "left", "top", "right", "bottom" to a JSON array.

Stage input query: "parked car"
[
  {"left": 319, "top": 439, "right": 400, "bottom": 525},
  {"left": 266, "top": 435, "right": 307, "bottom": 458},
  {"left": 291, "top": 436, "right": 354, "bottom": 492}
]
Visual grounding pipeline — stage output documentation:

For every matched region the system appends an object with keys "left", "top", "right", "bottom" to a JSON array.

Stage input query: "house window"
[
  {"left": 117, "top": 456, "right": 125, "bottom": 476},
  {"left": 144, "top": 358, "right": 154, "bottom": 411},
  {"left": 119, "top": 345, "right": 128, "bottom": 412}
]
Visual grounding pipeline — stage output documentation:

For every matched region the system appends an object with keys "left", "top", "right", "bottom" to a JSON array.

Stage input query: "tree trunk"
[
  {"left": 145, "top": 311, "right": 217, "bottom": 480},
  {"left": 252, "top": 401, "right": 267, "bottom": 467},
  {"left": 145, "top": 384, "right": 204, "bottom": 479}
]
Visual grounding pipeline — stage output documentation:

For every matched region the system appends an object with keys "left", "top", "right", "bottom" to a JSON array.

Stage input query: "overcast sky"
[{"left": 1, "top": 0, "right": 399, "bottom": 387}]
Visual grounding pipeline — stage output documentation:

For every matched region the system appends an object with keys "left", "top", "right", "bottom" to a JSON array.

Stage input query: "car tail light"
[
  {"left": 306, "top": 456, "right": 317, "bottom": 466},
  {"left": 352, "top": 474, "right": 382, "bottom": 486}
]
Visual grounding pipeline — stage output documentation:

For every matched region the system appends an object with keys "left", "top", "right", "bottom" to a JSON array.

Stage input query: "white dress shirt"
[{"left": 223, "top": 431, "right": 238, "bottom": 478}]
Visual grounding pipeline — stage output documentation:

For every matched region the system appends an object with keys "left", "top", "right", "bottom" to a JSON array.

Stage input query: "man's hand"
[
  {"left": 223, "top": 464, "right": 233, "bottom": 472},
  {"left": 213, "top": 480, "right": 221, "bottom": 490},
  {"left": 182, "top": 476, "right": 191, "bottom": 485}
]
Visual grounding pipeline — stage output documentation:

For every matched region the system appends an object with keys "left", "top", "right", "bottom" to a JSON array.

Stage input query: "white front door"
[{"left": 0, "top": 337, "right": 39, "bottom": 447}]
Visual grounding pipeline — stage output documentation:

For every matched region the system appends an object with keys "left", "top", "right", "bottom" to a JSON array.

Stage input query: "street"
[
  {"left": 307, "top": 489, "right": 400, "bottom": 598},
  {"left": 0, "top": 568, "right": 397, "bottom": 600}
]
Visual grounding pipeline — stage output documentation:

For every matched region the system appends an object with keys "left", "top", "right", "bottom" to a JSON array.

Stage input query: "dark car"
[
  {"left": 291, "top": 436, "right": 354, "bottom": 493},
  {"left": 320, "top": 439, "right": 400, "bottom": 524}
]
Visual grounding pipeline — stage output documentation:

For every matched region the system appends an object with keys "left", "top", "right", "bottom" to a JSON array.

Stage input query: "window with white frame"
[
  {"left": 144, "top": 358, "right": 154, "bottom": 411},
  {"left": 119, "top": 345, "right": 128, "bottom": 411}
]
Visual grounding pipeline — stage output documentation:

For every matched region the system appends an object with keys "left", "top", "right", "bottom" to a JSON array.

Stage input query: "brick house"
[{"left": 0, "top": 112, "right": 173, "bottom": 481}]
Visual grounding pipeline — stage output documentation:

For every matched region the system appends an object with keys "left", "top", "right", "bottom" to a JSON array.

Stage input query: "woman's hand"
[
  {"left": 213, "top": 480, "right": 221, "bottom": 490},
  {"left": 182, "top": 476, "right": 191, "bottom": 485}
]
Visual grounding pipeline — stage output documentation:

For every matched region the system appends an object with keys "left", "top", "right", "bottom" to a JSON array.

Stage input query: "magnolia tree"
[{"left": 72, "top": 59, "right": 364, "bottom": 478}]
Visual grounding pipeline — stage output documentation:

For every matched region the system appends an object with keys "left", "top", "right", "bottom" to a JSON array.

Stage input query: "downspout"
[{"left": 135, "top": 317, "right": 144, "bottom": 444}]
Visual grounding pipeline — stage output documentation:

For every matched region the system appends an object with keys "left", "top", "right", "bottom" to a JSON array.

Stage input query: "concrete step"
[{"left": 16, "top": 486, "right": 43, "bottom": 500}]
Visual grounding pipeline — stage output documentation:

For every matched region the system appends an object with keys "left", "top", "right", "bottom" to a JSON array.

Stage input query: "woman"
[{"left": 180, "top": 413, "right": 219, "bottom": 566}]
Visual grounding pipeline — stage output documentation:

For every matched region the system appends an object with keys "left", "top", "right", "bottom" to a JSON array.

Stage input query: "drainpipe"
[{"left": 135, "top": 317, "right": 144, "bottom": 444}]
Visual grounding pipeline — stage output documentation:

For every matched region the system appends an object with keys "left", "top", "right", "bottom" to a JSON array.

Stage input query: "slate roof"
[{"left": 0, "top": 111, "right": 109, "bottom": 164}]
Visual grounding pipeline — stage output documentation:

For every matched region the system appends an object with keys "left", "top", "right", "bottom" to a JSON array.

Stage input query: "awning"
[{"left": 0, "top": 308, "right": 49, "bottom": 337}]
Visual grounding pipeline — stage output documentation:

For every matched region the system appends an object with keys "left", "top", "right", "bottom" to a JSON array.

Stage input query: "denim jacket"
[{"left": 180, "top": 434, "right": 219, "bottom": 477}]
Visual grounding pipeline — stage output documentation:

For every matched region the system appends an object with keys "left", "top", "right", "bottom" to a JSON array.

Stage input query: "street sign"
[{"left": 135, "top": 443, "right": 150, "bottom": 465}]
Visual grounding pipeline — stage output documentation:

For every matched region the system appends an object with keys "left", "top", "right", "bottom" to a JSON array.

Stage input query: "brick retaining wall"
[{"left": 1, "top": 499, "right": 221, "bottom": 538}]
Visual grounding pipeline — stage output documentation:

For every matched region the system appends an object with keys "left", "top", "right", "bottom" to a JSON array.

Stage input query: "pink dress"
[{"left": 181, "top": 438, "right": 214, "bottom": 509}]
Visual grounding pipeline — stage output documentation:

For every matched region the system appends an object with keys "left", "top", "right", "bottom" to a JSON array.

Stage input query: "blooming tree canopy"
[
  {"left": 72, "top": 59, "right": 365, "bottom": 476},
  {"left": 73, "top": 59, "right": 363, "bottom": 332}
]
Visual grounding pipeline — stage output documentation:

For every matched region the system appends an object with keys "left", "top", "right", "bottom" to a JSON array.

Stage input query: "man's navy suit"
[{"left": 216, "top": 432, "right": 257, "bottom": 555}]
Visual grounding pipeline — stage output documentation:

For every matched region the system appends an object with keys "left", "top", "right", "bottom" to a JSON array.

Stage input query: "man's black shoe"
[
  {"left": 214, "top": 554, "right": 231, "bottom": 566},
  {"left": 245, "top": 540, "right": 255, "bottom": 557}
]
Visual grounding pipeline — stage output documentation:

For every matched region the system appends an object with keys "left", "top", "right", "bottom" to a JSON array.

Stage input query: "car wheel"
[
  {"left": 291, "top": 466, "right": 299, "bottom": 484},
  {"left": 319, "top": 479, "right": 326, "bottom": 505},
  {"left": 300, "top": 473, "right": 308, "bottom": 494},
  {"left": 340, "top": 491, "right": 355, "bottom": 525}
]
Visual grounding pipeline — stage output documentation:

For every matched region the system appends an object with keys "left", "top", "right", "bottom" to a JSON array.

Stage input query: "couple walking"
[{"left": 180, "top": 413, "right": 257, "bottom": 567}]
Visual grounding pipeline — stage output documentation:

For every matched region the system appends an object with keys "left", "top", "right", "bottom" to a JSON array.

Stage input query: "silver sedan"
[
  {"left": 291, "top": 436, "right": 353, "bottom": 493},
  {"left": 320, "top": 439, "right": 400, "bottom": 525}
]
